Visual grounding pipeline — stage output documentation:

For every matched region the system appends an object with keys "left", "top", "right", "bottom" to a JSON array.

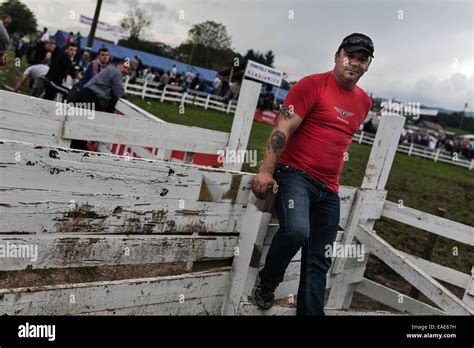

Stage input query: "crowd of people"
[
  {"left": 1, "top": 13, "right": 241, "bottom": 126},
  {"left": 128, "top": 57, "right": 239, "bottom": 102},
  {"left": 0, "top": 14, "right": 132, "bottom": 151}
]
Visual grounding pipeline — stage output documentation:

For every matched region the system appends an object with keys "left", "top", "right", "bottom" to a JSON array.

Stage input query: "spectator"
[
  {"left": 184, "top": 70, "right": 194, "bottom": 87},
  {"left": 15, "top": 34, "right": 28, "bottom": 59},
  {"left": 153, "top": 69, "right": 161, "bottom": 82},
  {"left": 73, "top": 32, "right": 82, "bottom": 63},
  {"left": 78, "top": 50, "right": 91, "bottom": 71},
  {"left": 129, "top": 57, "right": 139, "bottom": 83},
  {"left": 134, "top": 55, "right": 143, "bottom": 77},
  {"left": 202, "top": 82, "right": 213, "bottom": 94},
  {"left": 219, "top": 80, "right": 229, "bottom": 97},
  {"left": 66, "top": 32, "right": 74, "bottom": 44},
  {"left": 223, "top": 82, "right": 235, "bottom": 103},
  {"left": 428, "top": 135, "right": 437, "bottom": 150},
  {"left": 26, "top": 40, "right": 58, "bottom": 66},
  {"left": 68, "top": 47, "right": 110, "bottom": 103},
  {"left": 191, "top": 73, "right": 200, "bottom": 90},
  {"left": 74, "top": 32, "right": 82, "bottom": 44},
  {"left": 76, "top": 59, "right": 129, "bottom": 112},
  {"left": 13, "top": 64, "right": 49, "bottom": 97},
  {"left": 39, "top": 27, "right": 49, "bottom": 42},
  {"left": 145, "top": 68, "right": 155, "bottom": 81},
  {"left": 160, "top": 70, "right": 170, "bottom": 85},
  {"left": 170, "top": 64, "right": 177, "bottom": 83},
  {"left": 212, "top": 75, "right": 222, "bottom": 95},
  {"left": 43, "top": 42, "right": 79, "bottom": 100},
  {"left": 0, "top": 14, "right": 12, "bottom": 67},
  {"left": 69, "top": 59, "right": 129, "bottom": 150}
]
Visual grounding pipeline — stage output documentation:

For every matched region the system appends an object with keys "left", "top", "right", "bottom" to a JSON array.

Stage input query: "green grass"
[
  {"left": 0, "top": 51, "right": 29, "bottom": 93},
  {"left": 129, "top": 95, "right": 474, "bottom": 273}
]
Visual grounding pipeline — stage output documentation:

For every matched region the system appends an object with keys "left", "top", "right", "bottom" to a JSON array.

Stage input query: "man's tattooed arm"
[
  {"left": 270, "top": 130, "right": 287, "bottom": 157},
  {"left": 280, "top": 105, "right": 294, "bottom": 121},
  {"left": 259, "top": 104, "right": 302, "bottom": 174}
]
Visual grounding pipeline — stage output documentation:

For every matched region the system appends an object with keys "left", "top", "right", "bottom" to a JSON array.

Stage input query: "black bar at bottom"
[{"left": 0, "top": 315, "right": 472, "bottom": 346}]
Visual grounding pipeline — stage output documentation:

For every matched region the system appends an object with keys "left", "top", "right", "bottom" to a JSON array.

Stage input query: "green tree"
[
  {"left": 187, "top": 20, "right": 232, "bottom": 51},
  {"left": 120, "top": 4, "right": 152, "bottom": 41},
  {"left": 0, "top": 0, "right": 37, "bottom": 35},
  {"left": 243, "top": 49, "right": 275, "bottom": 67}
]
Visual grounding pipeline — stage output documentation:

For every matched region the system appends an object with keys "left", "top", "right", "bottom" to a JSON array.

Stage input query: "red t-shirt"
[{"left": 279, "top": 71, "right": 372, "bottom": 193}]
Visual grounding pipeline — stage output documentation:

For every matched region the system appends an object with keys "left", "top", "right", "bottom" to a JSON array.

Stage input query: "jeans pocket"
[{"left": 277, "top": 164, "right": 303, "bottom": 175}]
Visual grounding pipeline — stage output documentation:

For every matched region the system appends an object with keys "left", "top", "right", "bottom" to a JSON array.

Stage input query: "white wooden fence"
[
  {"left": 353, "top": 131, "right": 474, "bottom": 170},
  {"left": 124, "top": 77, "right": 238, "bottom": 114},
  {"left": 0, "top": 88, "right": 473, "bottom": 316}
]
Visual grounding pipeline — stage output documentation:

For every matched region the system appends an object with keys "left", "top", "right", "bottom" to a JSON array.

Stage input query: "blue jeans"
[{"left": 258, "top": 164, "right": 340, "bottom": 316}]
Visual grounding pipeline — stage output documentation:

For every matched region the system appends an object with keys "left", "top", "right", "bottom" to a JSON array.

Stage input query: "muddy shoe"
[{"left": 253, "top": 283, "right": 275, "bottom": 310}]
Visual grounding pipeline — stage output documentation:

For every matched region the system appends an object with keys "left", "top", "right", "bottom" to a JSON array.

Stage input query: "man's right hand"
[{"left": 251, "top": 171, "right": 279, "bottom": 200}]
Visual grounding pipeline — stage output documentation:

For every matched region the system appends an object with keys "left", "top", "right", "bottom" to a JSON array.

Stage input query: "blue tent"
[{"left": 55, "top": 31, "right": 217, "bottom": 82}]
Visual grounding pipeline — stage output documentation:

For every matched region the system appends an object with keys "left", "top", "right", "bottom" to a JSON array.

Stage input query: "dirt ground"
[{"left": 1, "top": 253, "right": 462, "bottom": 314}]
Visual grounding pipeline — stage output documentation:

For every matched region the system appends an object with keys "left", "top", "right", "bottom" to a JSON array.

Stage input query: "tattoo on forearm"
[
  {"left": 270, "top": 130, "right": 286, "bottom": 156},
  {"left": 280, "top": 105, "right": 294, "bottom": 121}
]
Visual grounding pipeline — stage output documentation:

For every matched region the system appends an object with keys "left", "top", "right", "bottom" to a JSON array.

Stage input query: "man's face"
[
  {"left": 83, "top": 52, "right": 91, "bottom": 61},
  {"left": 46, "top": 43, "right": 56, "bottom": 52},
  {"left": 3, "top": 17, "right": 12, "bottom": 27},
  {"left": 66, "top": 46, "right": 78, "bottom": 58},
  {"left": 335, "top": 48, "right": 371, "bottom": 83},
  {"left": 98, "top": 51, "right": 110, "bottom": 65},
  {"left": 118, "top": 63, "right": 129, "bottom": 76}
]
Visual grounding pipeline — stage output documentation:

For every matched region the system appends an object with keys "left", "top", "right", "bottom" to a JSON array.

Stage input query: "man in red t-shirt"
[{"left": 251, "top": 33, "right": 374, "bottom": 315}]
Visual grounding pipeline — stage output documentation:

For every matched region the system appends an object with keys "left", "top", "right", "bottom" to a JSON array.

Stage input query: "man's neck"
[{"left": 331, "top": 70, "right": 356, "bottom": 91}]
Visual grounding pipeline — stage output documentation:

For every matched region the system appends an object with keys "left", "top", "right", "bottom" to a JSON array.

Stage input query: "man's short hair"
[
  {"left": 65, "top": 42, "right": 78, "bottom": 49},
  {"left": 98, "top": 47, "right": 109, "bottom": 54},
  {"left": 117, "top": 58, "right": 129, "bottom": 66}
]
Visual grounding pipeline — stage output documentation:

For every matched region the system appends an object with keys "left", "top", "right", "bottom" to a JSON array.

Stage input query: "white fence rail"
[
  {"left": 124, "top": 77, "right": 238, "bottom": 114},
  {"left": 353, "top": 131, "right": 474, "bottom": 170}
]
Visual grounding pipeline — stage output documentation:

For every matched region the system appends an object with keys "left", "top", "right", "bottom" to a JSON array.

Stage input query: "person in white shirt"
[
  {"left": 40, "top": 27, "right": 49, "bottom": 42},
  {"left": 184, "top": 70, "right": 194, "bottom": 86},
  {"left": 145, "top": 69, "right": 155, "bottom": 81},
  {"left": 13, "top": 64, "right": 50, "bottom": 97},
  {"left": 170, "top": 64, "right": 177, "bottom": 83}
]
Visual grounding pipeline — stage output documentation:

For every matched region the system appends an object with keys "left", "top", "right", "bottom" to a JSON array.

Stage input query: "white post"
[
  {"left": 181, "top": 92, "right": 187, "bottom": 106},
  {"left": 358, "top": 131, "right": 364, "bottom": 144},
  {"left": 141, "top": 80, "right": 148, "bottom": 100},
  {"left": 408, "top": 143, "right": 414, "bottom": 156},
  {"left": 434, "top": 148, "right": 441, "bottom": 162},
  {"left": 205, "top": 94, "right": 211, "bottom": 110},
  {"left": 226, "top": 100, "right": 232, "bottom": 114},
  {"left": 124, "top": 76, "right": 130, "bottom": 92},
  {"left": 221, "top": 191, "right": 275, "bottom": 315},
  {"left": 223, "top": 79, "right": 261, "bottom": 172},
  {"left": 462, "top": 266, "right": 474, "bottom": 310},
  {"left": 470, "top": 159, "right": 473, "bottom": 170},
  {"left": 160, "top": 85, "right": 167, "bottom": 103},
  {"left": 327, "top": 115, "right": 406, "bottom": 309}
]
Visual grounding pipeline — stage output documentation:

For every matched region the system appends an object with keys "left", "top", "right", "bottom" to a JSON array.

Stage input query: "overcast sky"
[{"left": 16, "top": 0, "right": 474, "bottom": 112}]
